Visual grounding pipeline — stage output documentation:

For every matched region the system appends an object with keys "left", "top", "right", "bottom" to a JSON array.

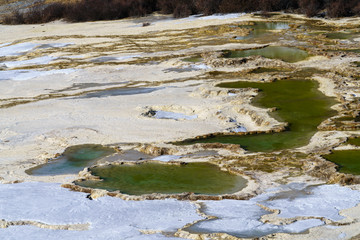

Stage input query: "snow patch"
[
  {"left": 229, "top": 125, "right": 247, "bottom": 133},
  {"left": 0, "top": 69, "right": 76, "bottom": 81},
  {"left": 91, "top": 55, "right": 141, "bottom": 63},
  {"left": 0, "top": 42, "right": 11, "bottom": 48},
  {"left": 180, "top": 13, "right": 245, "bottom": 22},
  {"left": 0, "top": 182, "right": 202, "bottom": 240},
  {"left": 4, "top": 56, "right": 57, "bottom": 68},
  {"left": 154, "top": 111, "right": 197, "bottom": 120},
  {"left": 191, "top": 184, "right": 360, "bottom": 238},
  {"left": 0, "top": 42, "right": 39, "bottom": 57},
  {"left": 262, "top": 184, "right": 360, "bottom": 221},
  {"left": 191, "top": 63, "right": 211, "bottom": 70}
]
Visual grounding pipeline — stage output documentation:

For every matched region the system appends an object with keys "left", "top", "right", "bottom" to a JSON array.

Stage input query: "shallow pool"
[
  {"left": 180, "top": 78, "right": 336, "bottom": 152},
  {"left": 26, "top": 144, "right": 116, "bottom": 176},
  {"left": 323, "top": 150, "right": 360, "bottom": 175},
  {"left": 75, "top": 162, "right": 247, "bottom": 195},
  {"left": 223, "top": 46, "right": 309, "bottom": 63}
]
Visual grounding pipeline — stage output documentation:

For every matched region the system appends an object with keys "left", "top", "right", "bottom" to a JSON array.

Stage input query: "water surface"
[
  {"left": 347, "top": 137, "right": 360, "bottom": 146},
  {"left": 237, "top": 22, "right": 290, "bottom": 40},
  {"left": 75, "top": 162, "right": 247, "bottom": 195},
  {"left": 223, "top": 46, "right": 308, "bottom": 63},
  {"left": 323, "top": 150, "right": 360, "bottom": 175},
  {"left": 181, "top": 79, "right": 336, "bottom": 152},
  {"left": 77, "top": 87, "right": 159, "bottom": 98},
  {"left": 26, "top": 144, "right": 116, "bottom": 176}
]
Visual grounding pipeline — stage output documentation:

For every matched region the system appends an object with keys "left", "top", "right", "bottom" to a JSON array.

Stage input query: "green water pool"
[
  {"left": 180, "top": 79, "right": 336, "bottom": 152},
  {"left": 323, "top": 150, "right": 360, "bottom": 175},
  {"left": 223, "top": 46, "right": 309, "bottom": 63},
  {"left": 26, "top": 144, "right": 116, "bottom": 176},
  {"left": 236, "top": 22, "right": 290, "bottom": 40},
  {"left": 348, "top": 137, "right": 360, "bottom": 146},
  {"left": 75, "top": 162, "right": 247, "bottom": 195},
  {"left": 182, "top": 55, "right": 203, "bottom": 63},
  {"left": 326, "top": 32, "right": 359, "bottom": 40}
]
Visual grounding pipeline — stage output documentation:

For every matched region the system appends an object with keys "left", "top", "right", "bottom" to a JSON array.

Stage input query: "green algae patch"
[
  {"left": 75, "top": 162, "right": 247, "bottom": 195},
  {"left": 249, "top": 67, "right": 291, "bottom": 74},
  {"left": 182, "top": 55, "right": 203, "bottom": 63},
  {"left": 348, "top": 137, "right": 360, "bottom": 146},
  {"left": 323, "top": 150, "right": 360, "bottom": 175},
  {"left": 326, "top": 32, "right": 358, "bottom": 40},
  {"left": 181, "top": 79, "right": 336, "bottom": 152},
  {"left": 237, "top": 22, "right": 290, "bottom": 40},
  {"left": 223, "top": 46, "right": 309, "bottom": 63},
  {"left": 26, "top": 144, "right": 116, "bottom": 176}
]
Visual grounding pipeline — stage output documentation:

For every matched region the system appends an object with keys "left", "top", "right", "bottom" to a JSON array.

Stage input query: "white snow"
[
  {"left": 0, "top": 42, "right": 72, "bottom": 57},
  {"left": 190, "top": 63, "right": 211, "bottom": 70},
  {"left": 0, "top": 42, "right": 11, "bottom": 48},
  {"left": 0, "top": 182, "right": 202, "bottom": 240},
  {"left": 261, "top": 184, "right": 360, "bottom": 221},
  {"left": 91, "top": 55, "right": 140, "bottom": 63},
  {"left": 153, "top": 155, "right": 182, "bottom": 162},
  {"left": 0, "top": 183, "right": 359, "bottom": 239},
  {"left": 198, "top": 13, "right": 246, "bottom": 20},
  {"left": 0, "top": 43, "right": 39, "bottom": 57},
  {"left": 0, "top": 69, "right": 76, "bottom": 81},
  {"left": 191, "top": 199, "right": 324, "bottom": 237},
  {"left": 230, "top": 126, "right": 247, "bottom": 133},
  {"left": 4, "top": 56, "right": 57, "bottom": 68},
  {"left": 180, "top": 13, "right": 245, "bottom": 22},
  {"left": 62, "top": 55, "right": 85, "bottom": 59},
  {"left": 154, "top": 111, "right": 198, "bottom": 120},
  {"left": 191, "top": 184, "right": 360, "bottom": 238}
]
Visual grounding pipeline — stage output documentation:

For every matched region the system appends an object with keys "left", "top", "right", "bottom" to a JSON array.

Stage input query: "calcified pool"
[
  {"left": 236, "top": 21, "right": 290, "bottom": 40},
  {"left": 75, "top": 162, "right": 247, "bottom": 195},
  {"left": 181, "top": 78, "right": 336, "bottom": 152},
  {"left": 26, "top": 144, "right": 116, "bottom": 176},
  {"left": 223, "top": 46, "right": 309, "bottom": 63},
  {"left": 323, "top": 149, "right": 360, "bottom": 175}
]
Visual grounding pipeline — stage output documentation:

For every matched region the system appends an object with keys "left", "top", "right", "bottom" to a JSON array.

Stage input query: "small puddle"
[
  {"left": 326, "top": 32, "right": 359, "bottom": 40},
  {"left": 182, "top": 55, "right": 203, "bottom": 63},
  {"left": 345, "top": 49, "right": 360, "bottom": 53},
  {"left": 180, "top": 77, "right": 336, "bottom": 152},
  {"left": 249, "top": 67, "right": 291, "bottom": 74},
  {"left": 323, "top": 150, "right": 360, "bottom": 175},
  {"left": 75, "top": 162, "right": 247, "bottom": 195},
  {"left": 77, "top": 87, "right": 159, "bottom": 98},
  {"left": 26, "top": 144, "right": 116, "bottom": 176},
  {"left": 223, "top": 46, "right": 309, "bottom": 63},
  {"left": 237, "top": 22, "right": 290, "bottom": 40}
]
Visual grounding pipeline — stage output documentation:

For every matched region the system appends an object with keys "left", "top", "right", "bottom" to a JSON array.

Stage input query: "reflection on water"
[
  {"left": 223, "top": 46, "right": 309, "bottom": 63},
  {"left": 77, "top": 87, "right": 159, "bottom": 98},
  {"left": 236, "top": 22, "right": 290, "bottom": 40},
  {"left": 26, "top": 144, "right": 115, "bottom": 176},
  {"left": 75, "top": 162, "right": 247, "bottom": 195},
  {"left": 181, "top": 78, "right": 336, "bottom": 152},
  {"left": 323, "top": 149, "right": 360, "bottom": 175}
]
